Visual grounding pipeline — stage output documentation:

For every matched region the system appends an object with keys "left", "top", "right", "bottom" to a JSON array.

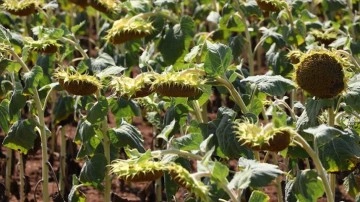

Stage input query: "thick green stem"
[
  {"left": 215, "top": 77, "right": 249, "bottom": 114},
  {"left": 272, "top": 152, "right": 283, "bottom": 202},
  {"left": 101, "top": 118, "right": 111, "bottom": 202},
  {"left": 190, "top": 100, "right": 204, "bottom": 123},
  {"left": 236, "top": 12, "right": 255, "bottom": 76},
  {"left": 59, "top": 126, "right": 66, "bottom": 196},
  {"left": 294, "top": 134, "right": 334, "bottom": 202},
  {"left": 328, "top": 106, "right": 336, "bottom": 200},
  {"left": 5, "top": 148, "right": 12, "bottom": 199},
  {"left": 61, "top": 37, "right": 89, "bottom": 60},
  {"left": 19, "top": 154, "right": 25, "bottom": 202},
  {"left": 10, "top": 49, "right": 49, "bottom": 201}
]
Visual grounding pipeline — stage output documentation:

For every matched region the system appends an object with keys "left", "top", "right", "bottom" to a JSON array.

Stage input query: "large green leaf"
[
  {"left": 109, "top": 98, "right": 140, "bottom": 122},
  {"left": 228, "top": 167, "right": 252, "bottom": 190},
  {"left": 108, "top": 121, "right": 145, "bottom": 152},
  {"left": 90, "top": 53, "right": 116, "bottom": 73},
  {"left": 23, "top": 66, "right": 43, "bottom": 95},
  {"left": 53, "top": 96, "right": 75, "bottom": 125},
  {"left": 86, "top": 97, "right": 108, "bottom": 124},
  {"left": 79, "top": 153, "right": 107, "bottom": 189},
  {"left": 9, "top": 83, "right": 26, "bottom": 121},
  {"left": 172, "top": 132, "right": 203, "bottom": 151},
  {"left": 344, "top": 74, "right": 360, "bottom": 112},
  {"left": 343, "top": 172, "right": 360, "bottom": 198},
  {"left": 0, "top": 99, "right": 10, "bottom": 133},
  {"left": 204, "top": 41, "right": 233, "bottom": 76},
  {"left": 3, "top": 119, "right": 37, "bottom": 154},
  {"left": 157, "top": 119, "right": 175, "bottom": 142},
  {"left": 210, "top": 161, "right": 229, "bottom": 185},
  {"left": 241, "top": 75, "right": 295, "bottom": 96},
  {"left": 293, "top": 169, "right": 324, "bottom": 202},
  {"left": 305, "top": 125, "right": 360, "bottom": 172},
  {"left": 248, "top": 190, "right": 270, "bottom": 202},
  {"left": 238, "top": 157, "right": 283, "bottom": 187},
  {"left": 75, "top": 120, "right": 101, "bottom": 158}
]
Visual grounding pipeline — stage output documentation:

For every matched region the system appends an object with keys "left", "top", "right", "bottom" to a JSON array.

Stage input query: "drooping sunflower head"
[
  {"left": 165, "top": 162, "right": 211, "bottom": 202},
  {"left": 294, "top": 49, "right": 351, "bottom": 99},
  {"left": 89, "top": 0, "right": 118, "bottom": 13},
  {"left": 287, "top": 49, "right": 303, "bottom": 64},
  {"left": 234, "top": 121, "right": 292, "bottom": 152},
  {"left": 152, "top": 69, "right": 206, "bottom": 98},
  {"left": 255, "top": 0, "right": 287, "bottom": 12},
  {"left": 1, "top": 0, "right": 37, "bottom": 16},
  {"left": 110, "top": 159, "right": 165, "bottom": 182},
  {"left": 105, "top": 17, "right": 154, "bottom": 44},
  {"left": 24, "top": 37, "right": 61, "bottom": 54},
  {"left": 69, "top": 0, "right": 89, "bottom": 8},
  {"left": 110, "top": 72, "right": 157, "bottom": 98},
  {"left": 54, "top": 69, "right": 102, "bottom": 96},
  {"left": 309, "top": 29, "right": 338, "bottom": 46}
]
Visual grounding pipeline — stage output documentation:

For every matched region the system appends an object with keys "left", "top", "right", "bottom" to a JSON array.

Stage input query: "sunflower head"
[
  {"left": 54, "top": 69, "right": 102, "bottom": 96},
  {"left": 110, "top": 159, "right": 165, "bottom": 182},
  {"left": 89, "top": 0, "right": 118, "bottom": 13},
  {"left": 25, "top": 37, "right": 61, "bottom": 54},
  {"left": 105, "top": 17, "right": 154, "bottom": 44},
  {"left": 1, "top": 0, "right": 37, "bottom": 16},
  {"left": 287, "top": 50, "right": 303, "bottom": 64},
  {"left": 152, "top": 69, "right": 206, "bottom": 98},
  {"left": 69, "top": 0, "right": 89, "bottom": 8},
  {"left": 110, "top": 72, "right": 157, "bottom": 99},
  {"left": 255, "top": 0, "right": 287, "bottom": 12},
  {"left": 234, "top": 121, "right": 292, "bottom": 152},
  {"left": 294, "top": 49, "right": 351, "bottom": 98}
]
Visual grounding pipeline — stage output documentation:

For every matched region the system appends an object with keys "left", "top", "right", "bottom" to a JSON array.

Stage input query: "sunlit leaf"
[
  {"left": 293, "top": 169, "right": 324, "bottom": 202},
  {"left": 241, "top": 75, "right": 295, "bottom": 96},
  {"left": 157, "top": 119, "right": 176, "bottom": 141},
  {"left": 204, "top": 41, "right": 233, "bottom": 76},
  {"left": 108, "top": 121, "right": 145, "bottom": 152},
  {"left": 3, "top": 119, "right": 37, "bottom": 154},
  {"left": 172, "top": 133, "right": 203, "bottom": 151},
  {"left": 248, "top": 190, "right": 270, "bottom": 202},
  {"left": 23, "top": 66, "right": 43, "bottom": 95}
]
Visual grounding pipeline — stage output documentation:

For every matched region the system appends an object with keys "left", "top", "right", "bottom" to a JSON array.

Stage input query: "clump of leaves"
[
  {"left": 293, "top": 49, "right": 351, "bottom": 98},
  {"left": 54, "top": 69, "right": 102, "bottom": 96},
  {"left": 152, "top": 69, "right": 206, "bottom": 98},
  {"left": 1, "top": 0, "right": 37, "bottom": 16}
]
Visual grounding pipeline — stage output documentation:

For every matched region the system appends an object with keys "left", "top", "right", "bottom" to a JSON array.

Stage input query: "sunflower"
[
  {"left": 1, "top": 0, "right": 37, "bottom": 16},
  {"left": 25, "top": 37, "right": 61, "bottom": 54},
  {"left": 293, "top": 49, "right": 351, "bottom": 98},
  {"left": 255, "top": 0, "right": 287, "bottom": 12},
  {"left": 105, "top": 17, "right": 154, "bottom": 44}
]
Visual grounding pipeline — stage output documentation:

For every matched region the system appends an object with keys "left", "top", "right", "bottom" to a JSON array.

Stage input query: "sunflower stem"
[
  {"left": 215, "top": 76, "right": 249, "bottom": 114},
  {"left": 59, "top": 126, "right": 66, "bottom": 197},
  {"left": 272, "top": 152, "right": 284, "bottom": 202},
  {"left": 190, "top": 100, "right": 204, "bottom": 123},
  {"left": 294, "top": 134, "right": 334, "bottom": 202},
  {"left": 9, "top": 49, "right": 50, "bottom": 202},
  {"left": 61, "top": 37, "right": 89, "bottom": 60},
  {"left": 19, "top": 153, "right": 25, "bottom": 202},
  {"left": 5, "top": 148, "right": 12, "bottom": 200},
  {"left": 328, "top": 105, "right": 336, "bottom": 201}
]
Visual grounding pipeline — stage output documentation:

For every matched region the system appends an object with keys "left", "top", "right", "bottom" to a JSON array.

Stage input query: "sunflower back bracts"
[
  {"left": 152, "top": 70, "right": 206, "bottom": 98},
  {"left": 105, "top": 17, "right": 154, "bottom": 44},
  {"left": 1, "top": 0, "right": 37, "bottom": 16},
  {"left": 54, "top": 69, "right": 102, "bottom": 96}
]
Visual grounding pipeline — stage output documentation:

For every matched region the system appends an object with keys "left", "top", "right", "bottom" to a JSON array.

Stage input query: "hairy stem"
[
  {"left": 272, "top": 152, "right": 283, "bottom": 202},
  {"left": 5, "top": 148, "right": 12, "bottom": 199},
  {"left": 19, "top": 154, "right": 25, "bottom": 202},
  {"left": 190, "top": 100, "right": 204, "bottom": 123},
  {"left": 10, "top": 49, "right": 50, "bottom": 202},
  {"left": 294, "top": 134, "right": 334, "bottom": 202},
  {"left": 59, "top": 126, "right": 66, "bottom": 196},
  {"left": 328, "top": 106, "right": 336, "bottom": 201}
]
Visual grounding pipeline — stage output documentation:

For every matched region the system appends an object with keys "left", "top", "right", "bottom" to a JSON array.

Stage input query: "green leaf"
[
  {"left": 247, "top": 92, "right": 266, "bottom": 116},
  {"left": 3, "top": 119, "right": 37, "bottom": 154},
  {"left": 9, "top": 86, "right": 26, "bottom": 121},
  {"left": 23, "top": 66, "right": 43, "bottom": 95},
  {"left": 71, "top": 21, "right": 85, "bottom": 34},
  {"left": 53, "top": 96, "right": 75, "bottom": 125},
  {"left": 204, "top": 41, "right": 233, "bottom": 76},
  {"left": 96, "top": 65, "right": 126, "bottom": 79},
  {"left": 158, "top": 25, "right": 185, "bottom": 65},
  {"left": 260, "top": 27, "right": 286, "bottom": 48},
  {"left": 108, "top": 121, "right": 145, "bottom": 152},
  {"left": 343, "top": 172, "right": 360, "bottom": 198},
  {"left": 0, "top": 58, "right": 12, "bottom": 75},
  {"left": 241, "top": 75, "right": 295, "bottom": 96},
  {"left": 344, "top": 74, "right": 360, "bottom": 112},
  {"left": 184, "top": 45, "right": 201, "bottom": 63},
  {"left": 248, "top": 190, "right": 270, "bottom": 202},
  {"left": 172, "top": 133, "right": 203, "bottom": 151},
  {"left": 305, "top": 125, "right": 360, "bottom": 172},
  {"left": 211, "top": 161, "right": 229, "bottom": 184},
  {"left": 228, "top": 168, "right": 252, "bottom": 190},
  {"left": 157, "top": 119, "right": 176, "bottom": 141},
  {"left": 110, "top": 98, "right": 140, "bottom": 121},
  {"left": 86, "top": 97, "right": 108, "bottom": 124},
  {"left": 238, "top": 157, "right": 283, "bottom": 187},
  {"left": 90, "top": 53, "right": 116, "bottom": 73},
  {"left": 293, "top": 169, "right": 324, "bottom": 202},
  {"left": 75, "top": 120, "right": 101, "bottom": 158},
  {"left": 79, "top": 153, "right": 107, "bottom": 189},
  {"left": 0, "top": 99, "right": 10, "bottom": 133}
]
